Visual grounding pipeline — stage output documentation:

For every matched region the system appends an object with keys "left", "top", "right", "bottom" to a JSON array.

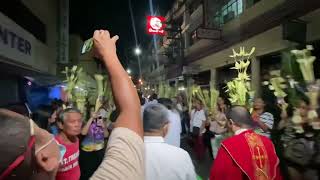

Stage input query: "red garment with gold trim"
[{"left": 210, "top": 130, "right": 282, "bottom": 180}]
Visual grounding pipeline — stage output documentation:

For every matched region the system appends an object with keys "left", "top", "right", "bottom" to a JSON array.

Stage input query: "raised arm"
[{"left": 93, "top": 30, "right": 142, "bottom": 138}]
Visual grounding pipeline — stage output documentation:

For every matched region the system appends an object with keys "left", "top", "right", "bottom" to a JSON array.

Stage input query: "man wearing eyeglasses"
[{"left": 210, "top": 106, "right": 282, "bottom": 180}]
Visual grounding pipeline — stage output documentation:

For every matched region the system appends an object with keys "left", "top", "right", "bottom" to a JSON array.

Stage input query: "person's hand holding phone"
[{"left": 93, "top": 30, "right": 119, "bottom": 61}]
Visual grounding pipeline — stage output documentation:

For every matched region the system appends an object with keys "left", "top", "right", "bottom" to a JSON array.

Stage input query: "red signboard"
[{"left": 146, "top": 16, "right": 166, "bottom": 35}]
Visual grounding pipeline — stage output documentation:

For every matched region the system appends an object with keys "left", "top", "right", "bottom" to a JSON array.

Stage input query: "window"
[
  {"left": 0, "top": 0, "right": 46, "bottom": 43},
  {"left": 212, "top": 0, "right": 246, "bottom": 26},
  {"left": 246, "top": 0, "right": 262, "bottom": 9},
  {"left": 221, "top": 0, "right": 243, "bottom": 24}
]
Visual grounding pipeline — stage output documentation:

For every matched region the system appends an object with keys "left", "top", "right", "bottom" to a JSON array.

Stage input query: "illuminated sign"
[{"left": 146, "top": 16, "right": 166, "bottom": 35}]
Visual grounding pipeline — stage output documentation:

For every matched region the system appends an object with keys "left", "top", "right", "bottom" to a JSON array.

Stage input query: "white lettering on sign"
[
  {"left": 148, "top": 28, "right": 164, "bottom": 33},
  {"left": 196, "top": 28, "right": 221, "bottom": 40}
]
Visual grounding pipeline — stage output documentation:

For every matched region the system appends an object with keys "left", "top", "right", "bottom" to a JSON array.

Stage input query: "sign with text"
[
  {"left": 146, "top": 16, "right": 166, "bottom": 36},
  {"left": 0, "top": 12, "right": 34, "bottom": 66},
  {"left": 196, "top": 28, "right": 221, "bottom": 40}
]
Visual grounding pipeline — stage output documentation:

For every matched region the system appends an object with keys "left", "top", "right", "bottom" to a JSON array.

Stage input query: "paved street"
[{"left": 180, "top": 136, "right": 213, "bottom": 180}]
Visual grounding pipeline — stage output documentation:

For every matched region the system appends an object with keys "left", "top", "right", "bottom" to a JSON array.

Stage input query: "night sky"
[{"left": 70, "top": 0, "right": 173, "bottom": 67}]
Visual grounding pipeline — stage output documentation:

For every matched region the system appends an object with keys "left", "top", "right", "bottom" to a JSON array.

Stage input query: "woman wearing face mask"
[
  {"left": 79, "top": 110, "right": 108, "bottom": 180},
  {"left": 0, "top": 109, "right": 63, "bottom": 180}
]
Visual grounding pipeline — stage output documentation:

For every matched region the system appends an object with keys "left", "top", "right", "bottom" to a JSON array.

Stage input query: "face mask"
[{"left": 35, "top": 135, "right": 66, "bottom": 163}]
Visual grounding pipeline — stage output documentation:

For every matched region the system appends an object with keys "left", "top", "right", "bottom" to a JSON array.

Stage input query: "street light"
[
  {"left": 133, "top": 46, "right": 142, "bottom": 81},
  {"left": 127, "top": 69, "right": 131, "bottom": 74},
  {"left": 134, "top": 47, "right": 142, "bottom": 56}
]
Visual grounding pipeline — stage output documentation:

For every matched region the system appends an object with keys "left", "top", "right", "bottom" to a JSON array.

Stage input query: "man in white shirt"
[
  {"left": 190, "top": 100, "right": 206, "bottom": 134},
  {"left": 190, "top": 99, "right": 206, "bottom": 160},
  {"left": 143, "top": 103, "right": 197, "bottom": 180},
  {"left": 158, "top": 98, "right": 182, "bottom": 147}
]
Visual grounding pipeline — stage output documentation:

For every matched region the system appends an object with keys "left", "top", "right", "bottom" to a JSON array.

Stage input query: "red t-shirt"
[{"left": 55, "top": 135, "right": 80, "bottom": 180}]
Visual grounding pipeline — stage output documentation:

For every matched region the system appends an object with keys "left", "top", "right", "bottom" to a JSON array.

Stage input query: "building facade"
[
  {"left": 0, "top": 0, "right": 66, "bottom": 106},
  {"left": 146, "top": 0, "right": 320, "bottom": 96}
]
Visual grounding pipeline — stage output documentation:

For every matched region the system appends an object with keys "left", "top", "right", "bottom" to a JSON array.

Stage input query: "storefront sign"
[
  {"left": 146, "top": 16, "right": 166, "bottom": 35},
  {"left": 0, "top": 12, "right": 34, "bottom": 65},
  {"left": 0, "top": 25, "right": 32, "bottom": 55},
  {"left": 196, "top": 27, "right": 221, "bottom": 40}
]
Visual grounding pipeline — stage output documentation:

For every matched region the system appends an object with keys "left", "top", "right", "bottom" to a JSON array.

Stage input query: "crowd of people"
[{"left": 0, "top": 29, "right": 319, "bottom": 180}]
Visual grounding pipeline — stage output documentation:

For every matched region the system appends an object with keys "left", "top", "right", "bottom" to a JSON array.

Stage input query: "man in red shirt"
[
  {"left": 210, "top": 106, "right": 282, "bottom": 180},
  {"left": 56, "top": 108, "right": 83, "bottom": 180}
]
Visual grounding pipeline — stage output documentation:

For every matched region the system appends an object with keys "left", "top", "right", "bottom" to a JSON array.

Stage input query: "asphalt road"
[{"left": 180, "top": 136, "right": 213, "bottom": 180}]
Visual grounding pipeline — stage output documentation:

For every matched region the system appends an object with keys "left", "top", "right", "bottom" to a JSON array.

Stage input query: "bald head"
[
  {"left": 0, "top": 109, "right": 32, "bottom": 179},
  {"left": 226, "top": 106, "right": 254, "bottom": 128}
]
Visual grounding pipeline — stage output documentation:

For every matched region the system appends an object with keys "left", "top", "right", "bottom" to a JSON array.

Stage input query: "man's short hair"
[
  {"left": 143, "top": 103, "right": 169, "bottom": 132},
  {"left": 150, "top": 93, "right": 158, "bottom": 101},
  {"left": 158, "top": 98, "right": 173, "bottom": 110},
  {"left": 58, "top": 107, "right": 81, "bottom": 124},
  {"left": 225, "top": 106, "right": 255, "bottom": 128}
]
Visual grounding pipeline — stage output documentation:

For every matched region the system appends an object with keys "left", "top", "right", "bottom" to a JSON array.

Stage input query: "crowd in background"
[
  {"left": 1, "top": 29, "right": 320, "bottom": 180},
  {"left": 138, "top": 87, "right": 320, "bottom": 180}
]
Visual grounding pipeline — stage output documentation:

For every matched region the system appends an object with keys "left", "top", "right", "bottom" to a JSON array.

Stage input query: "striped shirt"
[{"left": 255, "top": 112, "right": 274, "bottom": 138}]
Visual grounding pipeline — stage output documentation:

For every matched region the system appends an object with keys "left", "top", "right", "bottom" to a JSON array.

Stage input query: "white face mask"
[{"left": 30, "top": 119, "right": 66, "bottom": 163}]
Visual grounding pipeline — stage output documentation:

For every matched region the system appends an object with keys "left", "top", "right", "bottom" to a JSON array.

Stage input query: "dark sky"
[{"left": 70, "top": 0, "right": 173, "bottom": 67}]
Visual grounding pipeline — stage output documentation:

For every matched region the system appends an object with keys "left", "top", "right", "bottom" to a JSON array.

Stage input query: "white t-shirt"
[
  {"left": 190, "top": 109, "right": 206, "bottom": 130},
  {"left": 144, "top": 136, "right": 197, "bottom": 180},
  {"left": 176, "top": 103, "right": 183, "bottom": 112},
  {"left": 164, "top": 111, "right": 182, "bottom": 147}
]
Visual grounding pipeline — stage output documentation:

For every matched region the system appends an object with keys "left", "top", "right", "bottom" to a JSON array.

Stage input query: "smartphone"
[{"left": 81, "top": 38, "right": 93, "bottom": 54}]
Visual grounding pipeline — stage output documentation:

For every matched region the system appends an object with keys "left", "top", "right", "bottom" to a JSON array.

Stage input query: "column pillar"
[
  {"left": 251, "top": 56, "right": 261, "bottom": 97},
  {"left": 210, "top": 68, "right": 217, "bottom": 89},
  {"left": 183, "top": 8, "right": 190, "bottom": 49}
]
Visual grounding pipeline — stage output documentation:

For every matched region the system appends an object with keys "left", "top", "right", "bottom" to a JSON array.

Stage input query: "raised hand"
[{"left": 93, "top": 30, "right": 119, "bottom": 60}]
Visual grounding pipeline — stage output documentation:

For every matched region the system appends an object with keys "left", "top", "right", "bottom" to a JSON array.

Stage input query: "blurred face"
[
  {"left": 226, "top": 119, "right": 237, "bottom": 134},
  {"left": 177, "top": 96, "right": 182, "bottom": 103},
  {"left": 172, "top": 98, "right": 177, "bottom": 104},
  {"left": 298, "top": 101, "right": 309, "bottom": 117},
  {"left": 96, "top": 117, "right": 105, "bottom": 127},
  {"left": 194, "top": 101, "right": 201, "bottom": 110},
  {"left": 217, "top": 97, "right": 225, "bottom": 106},
  {"left": 103, "top": 102, "right": 109, "bottom": 109},
  {"left": 254, "top": 98, "right": 265, "bottom": 110},
  {"left": 60, "top": 112, "right": 82, "bottom": 136}
]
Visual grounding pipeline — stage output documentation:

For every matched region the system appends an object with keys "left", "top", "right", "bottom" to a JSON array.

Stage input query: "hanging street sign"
[
  {"left": 146, "top": 16, "right": 166, "bottom": 36},
  {"left": 196, "top": 27, "right": 222, "bottom": 40}
]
